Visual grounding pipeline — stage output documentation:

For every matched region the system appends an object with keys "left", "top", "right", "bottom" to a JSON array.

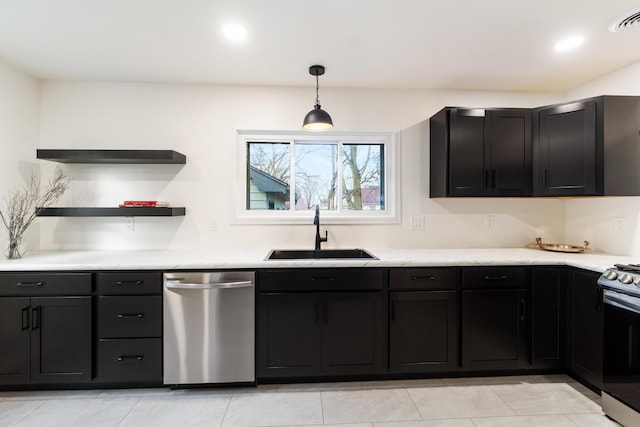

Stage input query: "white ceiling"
[{"left": 1, "top": 0, "right": 640, "bottom": 92}]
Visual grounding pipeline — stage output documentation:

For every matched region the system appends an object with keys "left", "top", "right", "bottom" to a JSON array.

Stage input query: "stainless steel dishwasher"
[{"left": 163, "top": 271, "right": 255, "bottom": 386}]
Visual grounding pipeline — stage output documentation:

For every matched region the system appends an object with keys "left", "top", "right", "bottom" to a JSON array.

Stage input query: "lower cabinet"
[
  {"left": 323, "top": 292, "right": 386, "bottom": 375},
  {"left": 461, "top": 267, "right": 528, "bottom": 371},
  {"left": 0, "top": 273, "right": 92, "bottom": 385},
  {"left": 257, "top": 269, "right": 387, "bottom": 379},
  {"left": 0, "top": 265, "right": 607, "bottom": 390},
  {"left": 95, "top": 272, "right": 163, "bottom": 385},
  {"left": 389, "top": 268, "right": 459, "bottom": 373},
  {"left": 566, "top": 269, "right": 603, "bottom": 389},
  {"left": 258, "top": 292, "right": 322, "bottom": 377},
  {"left": 97, "top": 338, "right": 162, "bottom": 383},
  {"left": 258, "top": 291, "right": 386, "bottom": 378},
  {"left": 531, "top": 267, "right": 566, "bottom": 369}
]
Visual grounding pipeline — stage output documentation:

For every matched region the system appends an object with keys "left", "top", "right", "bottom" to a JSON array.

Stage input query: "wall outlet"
[
  {"left": 209, "top": 218, "right": 217, "bottom": 231},
  {"left": 485, "top": 214, "right": 495, "bottom": 229},
  {"left": 125, "top": 217, "right": 135, "bottom": 232},
  {"left": 410, "top": 215, "right": 425, "bottom": 230},
  {"left": 615, "top": 217, "right": 624, "bottom": 233}
]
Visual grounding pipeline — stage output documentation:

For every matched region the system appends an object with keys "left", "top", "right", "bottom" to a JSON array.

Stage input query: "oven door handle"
[{"left": 603, "top": 289, "right": 640, "bottom": 315}]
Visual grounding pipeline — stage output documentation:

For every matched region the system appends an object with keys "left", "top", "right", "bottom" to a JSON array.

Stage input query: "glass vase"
[{"left": 6, "top": 234, "right": 24, "bottom": 259}]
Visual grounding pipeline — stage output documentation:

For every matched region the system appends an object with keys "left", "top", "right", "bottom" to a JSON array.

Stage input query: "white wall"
[
  {"left": 38, "top": 81, "right": 566, "bottom": 252},
  {"left": 563, "top": 61, "right": 640, "bottom": 256},
  {"left": 0, "top": 61, "right": 41, "bottom": 255}
]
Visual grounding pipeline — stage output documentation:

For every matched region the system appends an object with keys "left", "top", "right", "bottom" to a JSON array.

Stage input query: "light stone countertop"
[{"left": 0, "top": 247, "right": 634, "bottom": 273}]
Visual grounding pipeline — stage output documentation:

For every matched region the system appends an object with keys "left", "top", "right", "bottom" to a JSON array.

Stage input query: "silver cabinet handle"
[{"left": 165, "top": 280, "right": 253, "bottom": 289}]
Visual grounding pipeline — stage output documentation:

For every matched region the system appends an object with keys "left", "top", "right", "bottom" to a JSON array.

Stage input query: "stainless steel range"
[{"left": 598, "top": 264, "right": 640, "bottom": 426}]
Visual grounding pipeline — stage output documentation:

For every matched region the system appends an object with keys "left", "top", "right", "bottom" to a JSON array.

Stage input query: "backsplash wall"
[
  {"left": 563, "top": 60, "right": 640, "bottom": 257},
  {"left": 0, "top": 61, "right": 41, "bottom": 255},
  {"left": 35, "top": 81, "right": 565, "bottom": 252},
  {"left": 8, "top": 58, "right": 640, "bottom": 256}
]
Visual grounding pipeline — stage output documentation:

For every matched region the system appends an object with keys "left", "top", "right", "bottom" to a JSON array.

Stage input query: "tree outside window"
[{"left": 246, "top": 140, "right": 385, "bottom": 212}]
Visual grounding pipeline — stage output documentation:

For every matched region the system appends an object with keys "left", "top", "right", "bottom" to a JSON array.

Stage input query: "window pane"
[
  {"left": 295, "top": 143, "right": 338, "bottom": 210},
  {"left": 342, "top": 144, "right": 385, "bottom": 210},
  {"left": 247, "top": 142, "right": 290, "bottom": 210}
]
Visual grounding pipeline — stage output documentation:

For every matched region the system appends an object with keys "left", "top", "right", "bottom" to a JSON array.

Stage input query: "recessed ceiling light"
[
  {"left": 222, "top": 24, "right": 247, "bottom": 41},
  {"left": 554, "top": 36, "right": 584, "bottom": 52}
]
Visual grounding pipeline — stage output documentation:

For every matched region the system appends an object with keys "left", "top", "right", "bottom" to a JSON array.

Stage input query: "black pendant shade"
[{"left": 303, "top": 65, "right": 333, "bottom": 131}]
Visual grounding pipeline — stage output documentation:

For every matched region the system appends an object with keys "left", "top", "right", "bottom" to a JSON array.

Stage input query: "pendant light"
[{"left": 302, "top": 65, "right": 334, "bottom": 131}]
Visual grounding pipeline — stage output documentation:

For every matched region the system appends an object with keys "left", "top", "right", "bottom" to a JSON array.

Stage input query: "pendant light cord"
[{"left": 315, "top": 75, "right": 320, "bottom": 106}]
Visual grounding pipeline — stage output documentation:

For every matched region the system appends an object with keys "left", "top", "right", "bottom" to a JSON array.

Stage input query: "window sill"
[{"left": 232, "top": 212, "right": 400, "bottom": 225}]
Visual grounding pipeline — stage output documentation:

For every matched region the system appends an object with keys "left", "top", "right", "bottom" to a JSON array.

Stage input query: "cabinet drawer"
[
  {"left": 462, "top": 267, "right": 528, "bottom": 289},
  {"left": 0, "top": 273, "right": 91, "bottom": 296},
  {"left": 390, "top": 268, "right": 459, "bottom": 290},
  {"left": 98, "top": 296, "right": 161, "bottom": 338},
  {"left": 259, "top": 269, "right": 385, "bottom": 292},
  {"left": 96, "top": 338, "right": 162, "bottom": 383},
  {"left": 97, "top": 272, "right": 162, "bottom": 295}
]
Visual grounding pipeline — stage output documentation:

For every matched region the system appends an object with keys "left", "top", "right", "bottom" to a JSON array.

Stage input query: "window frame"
[{"left": 235, "top": 130, "right": 400, "bottom": 224}]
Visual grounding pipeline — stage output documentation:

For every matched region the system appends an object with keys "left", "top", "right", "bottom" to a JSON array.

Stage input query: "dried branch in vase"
[{"left": 0, "top": 167, "right": 70, "bottom": 259}]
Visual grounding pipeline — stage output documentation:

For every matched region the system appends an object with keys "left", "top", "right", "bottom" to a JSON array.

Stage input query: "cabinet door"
[
  {"left": 567, "top": 270, "right": 603, "bottom": 389},
  {"left": 531, "top": 268, "right": 566, "bottom": 369},
  {"left": 537, "top": 101, "right": 597, "bottom": 195},
  {"left": 257, "top": 293, "right": 322, "bottom": 378},
  {"left": 390, "top": 291, "right": 457, "bottom": 373},
  {"left": 462, "top": 289, "right": 527, "bottom": 370},
  {"left": 488, "top": 110, "right": 532, "bottom": 195},
  {"left": 0, "top": 297, "right": 30, "bottom": 384},
  {"left": 322, "top": 292, "right": 387, "bottom": 375},
  {"left": 448, "top": 109, "right": 487, "bottom": 195},
  {"left": 30, "top": 296, "right": 92, "bottom": 384}
]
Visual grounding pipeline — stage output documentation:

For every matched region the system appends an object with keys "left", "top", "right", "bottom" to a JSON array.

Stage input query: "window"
[{"left": 237, "top": 131, "right": 398, "bottom": 224}]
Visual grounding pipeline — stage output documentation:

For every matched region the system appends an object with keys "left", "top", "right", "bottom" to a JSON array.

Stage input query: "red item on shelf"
[{"left": 122, "top": 200, "right": 157, "bottom": 207}]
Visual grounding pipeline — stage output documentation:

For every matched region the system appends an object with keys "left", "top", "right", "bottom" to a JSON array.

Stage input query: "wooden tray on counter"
[{"left": 535, "top": 237, "right": 589, "bottom": 253}]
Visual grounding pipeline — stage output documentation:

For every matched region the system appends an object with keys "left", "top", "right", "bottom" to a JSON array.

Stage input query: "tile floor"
[{"left": 0, "top": 375, "right": 620, "bottom": 427}]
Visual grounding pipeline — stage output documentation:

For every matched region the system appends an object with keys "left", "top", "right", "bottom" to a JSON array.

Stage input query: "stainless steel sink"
[{"left": 266, "top": 249, "right": 377, "bottom": 260}]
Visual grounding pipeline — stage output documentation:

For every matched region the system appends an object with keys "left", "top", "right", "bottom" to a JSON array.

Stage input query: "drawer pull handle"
[
  {"left": 411, "top": 276, "right": 436, "bottom": 281},
  {"left": 483, "top": 275, "right": 508, "bottom": 280},
  {"left": 117, "top": 355, "right": 144, "bottom": 361},
  {"left": 16, "top": 282, "right": 45, "bottom": 287},
  {"left": 310, "top": 277, "right": 333, "bottom": 282},
  {"left": 22, "top": 307, "right": 30, "bottom": 330},
  {"left": 116, "top": 280, "right": 144, "bottom": 285},
  {"left": 31, "top": 306, "right": 40, "bottom": 330},
  {"left": 117, "top": 313, "right": 144, "bottom": 319}
]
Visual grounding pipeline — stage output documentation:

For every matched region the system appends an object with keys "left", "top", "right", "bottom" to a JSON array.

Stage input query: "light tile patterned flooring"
[{"left": 0, "top": 375, "right": 620, "bottom": 427}]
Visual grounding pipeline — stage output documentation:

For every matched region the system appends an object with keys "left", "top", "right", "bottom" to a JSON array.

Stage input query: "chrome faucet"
[{"left": 314, "top": 205, "right": 328, "bottom": 251}]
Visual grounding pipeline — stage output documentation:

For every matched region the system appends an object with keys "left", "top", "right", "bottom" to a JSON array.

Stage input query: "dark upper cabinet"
[
  {"left": 430, "top": 107, "right": 532, "bottom": 197},
  {"left": 535, "top": 100, "right": 597, "bottom": 195},
  {"left": 461, "top": 267, "right": 529, "bottom": 371},
  {"left": 566, "top": 269, "right": 603, "bottom": 389},
  {"left": 531, "top": 267, "right": 566, "bottom": 370},
  {"left": 534, "top": 96, "right": 640, "bottom": 196}
]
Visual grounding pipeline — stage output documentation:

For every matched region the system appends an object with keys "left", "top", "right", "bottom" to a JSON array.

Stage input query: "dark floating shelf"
[
  {"left": 36, "top": 207, "right": 186, "bottom": 217},
  {"left": 36, "top": 149, "right": 186, "bottom": 164}
]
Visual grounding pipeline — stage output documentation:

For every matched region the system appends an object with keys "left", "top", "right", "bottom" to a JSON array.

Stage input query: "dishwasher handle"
[{"left": 165, "top": 280, "right": 253, "bottom": 290}]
